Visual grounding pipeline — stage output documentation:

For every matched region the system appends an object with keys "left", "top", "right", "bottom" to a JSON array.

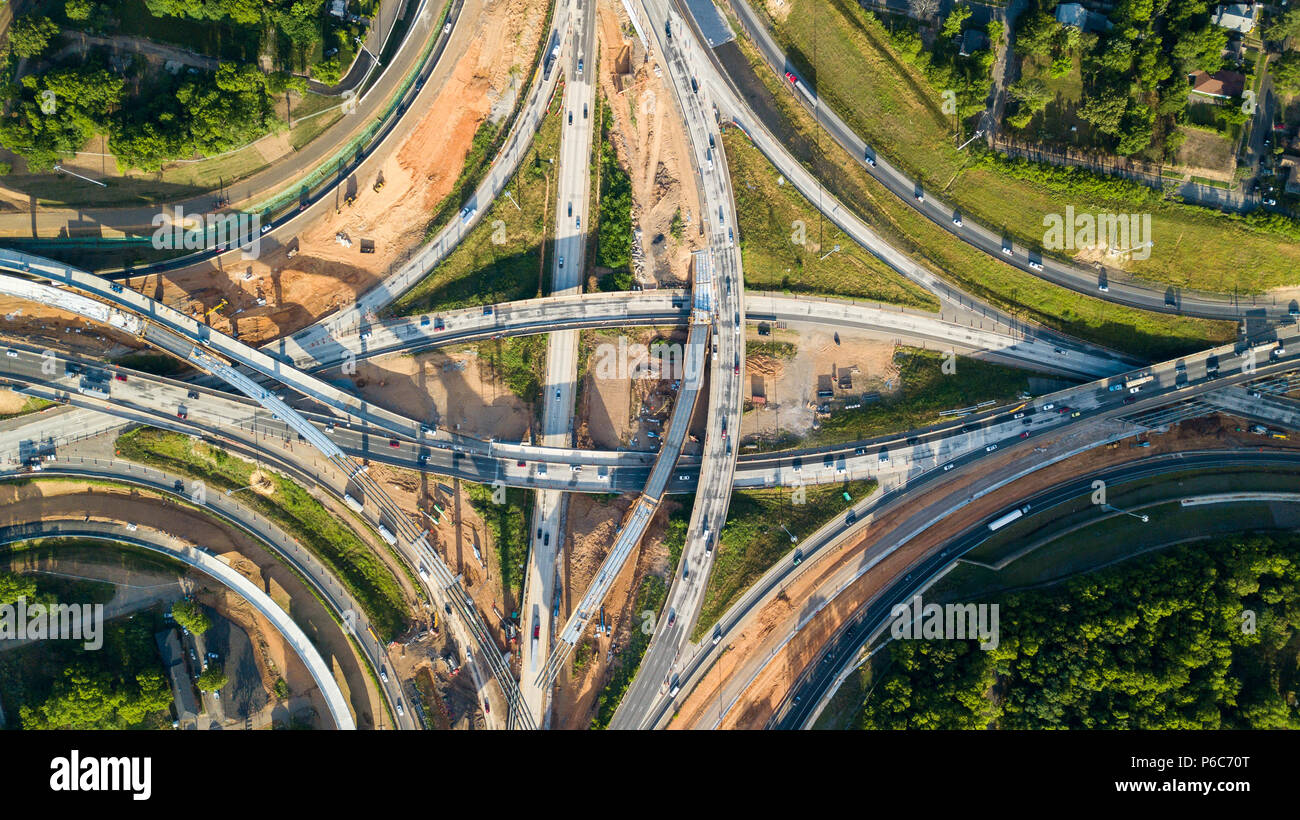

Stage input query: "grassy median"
[{"left": 693, "top": 479, "right": 875, "bottom": 641}]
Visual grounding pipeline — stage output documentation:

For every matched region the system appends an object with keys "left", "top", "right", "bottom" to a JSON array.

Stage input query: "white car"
[{"left": 380, "top": 666, "right": 389, "bottom": 683}]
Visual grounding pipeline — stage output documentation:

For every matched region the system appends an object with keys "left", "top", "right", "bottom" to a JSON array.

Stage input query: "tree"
[
  {"left": 171, "top": 600, "right": 211, "bottom": 634},
  {"left": 942, "top": 3, "right": 972, "bottom": 38},
  {"left": 1017, "top": 11, "right": 1060, "bottom": 56},
  {"left": 908, "top": 0, "right": 940, "bottom": 21},
  {"left": 1270, "top": 52, "right": 1300, "bottom": 95},
  {"left": 1262, "top": 8, "right": 1300, "bottom": 44},
  {"left": 65, "top": 0, "right": 93, "bottom": 21},
  {"left": 1010, "top": 77, "right": 1053, "bottom": 114},
  {"left": 9, "top": 15, "right": 60, "bottom": 59},
  {"left": 196, "top": 665, "right": 228, "bottom": 692},
  {"left": 0, "top": 571, "right": 37, "bottom": 606}
]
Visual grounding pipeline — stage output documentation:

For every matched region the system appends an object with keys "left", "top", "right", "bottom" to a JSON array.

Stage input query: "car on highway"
[
  {"left": 1071, "top": 410, "right": 1082, "bottom": 418},
  {"left": 380, "top": 666, "right": 389, "bottom": 683},
  {"left": 395, "top": 700, "right": 404, "bottom": 716},
  {"left": 583, "top": 103, "right": 587, "bottom": 118},
  {"left": 952, "top": 211, "right": 962, "bottom": 227},
  {"left": 1108, "top": 383, "right": 1124, "bottom": 392},
  {"left": 792, "top": 550, "right": 803, "bottom": 565},
  {"left": 791, "top": 457, "right": 802, "bottom": 472},
  {"left": 4, "top": 349, "right": 16, "bottom": 358},
  {"left": 1123, "top": 395, "right": 1138, "bottom": 404},
  {"left": 985, "top": 444, "right": 998, "bottom": 452},
  {"left": 784, "top": 71, "right": 797, "bottom": 84},
  {"left": 558, "top": 256, "right": 564, "bottom": 268},
  {"left": 389, "top": 438, "right": 400, "bottom": 448},
  {"left": 915, "top": 189, "right": 924, "bottom": 202},
  {"left": 942, "top": 463, "right": 955, "bottom": 471},
  {"left": 177, "top": 408, "right": 188, "bottom": 420},
  {"left": 568, "top": 202, "right": 572, "bottom": 216},
  {"left": 568, "top": 111, "right": 572, "bottom": 124},
  {"left": 555, "top": 389, "right": 562, "bottom": 401},
  {"left": 712, "top": 627, "right": 722, "bottom": 646},
  {"left": 1042, "top": 402, "right": 1055, "bottom": 411},
  {"left": 721, "top": 420, "right": 728, "bottom": 439},
  {"left": 577, "top": 58, "right": 583, "bottom": 74},
  {"left": 668, "top": 675, "right": 681, "bottom": 697},
  {"left": 1098, "top": 282, "right": 1109, "bottom": 292},
  {"left": 666, "top": 608, "right": 676, "bottom": 628},
  {"left": 114, "top": 373, "right": 127, "bottom": 381},
  {"left": 1019, "top": 431, "right": 1030, "bottom": 438}
]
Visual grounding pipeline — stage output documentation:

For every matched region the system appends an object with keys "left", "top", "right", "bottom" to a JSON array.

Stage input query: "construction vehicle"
[
  {"left": 345, "top": 194, "right": 356, "bottom": 207},
  {"left": 204, "top": 299, "right": 227, "bottom": 319},
  {"left": 373, "top": 176, "right": 385, "bottom": 192}
]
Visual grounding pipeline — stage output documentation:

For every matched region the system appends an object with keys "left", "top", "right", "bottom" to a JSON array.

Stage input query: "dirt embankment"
[
  {"left": 594, "top": 2, "right": 704, "bottom": 289},
  {"left": 123, "top": 0, "right": 551, "bottom": 347},
  {"left": 333, "top": 347, "right": 532, "bottom": 442},
  {"left": 550, "top": 494, "right": 678, "bottom": 729},
  {"left": 673, "top": 416, "right": 1300, "bottom": 729}
]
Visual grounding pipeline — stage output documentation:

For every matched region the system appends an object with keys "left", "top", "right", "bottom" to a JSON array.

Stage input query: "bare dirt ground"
[
  {"left": 742, "top": 327, "right": 898, "bottom": 443},
  {"left": 0, "top": 387, "right": 31, "bottom": 415},
  {"left": 390, "top": 622, "right": 489, "bottom": 729},
  {"left": 123, "top": 0, "right": 551, "bottom": 348},
  {"left": 672, "top": 415, "right": 1300, "bottom": 729},
  {"left": 550, "top": 494, "right": 676, "bottom": 729},
  {"left": 0, "top": 480, "right": 374, "bottom": 728},
  {"left": 578, "top": 327, "right": 678, "bottom": 450},
  {"left": 332, "top": 346, "right": 531, "bottom": 441},
  {"left": 594, "top": 2, "right": 705, "bottom": 290},
  {"left": 0, "top": 306, "right": 143, "bottom": 360}
]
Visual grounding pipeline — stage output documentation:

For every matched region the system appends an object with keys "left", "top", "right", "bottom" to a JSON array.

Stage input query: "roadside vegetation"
[
  {"left": 465, "top": 482, "right": 532, "bottom": 606},
  {"left": 861, "top": 533, "right": 1300, "bottom": 728},
  {"left": 593, "top": 97, "right": 635, "bottom": 292},
  {"left": 721, "top": 18, "right": 1236, "bottom": 358},
  {"left": 589, "top": 498, "right": 691, "bottom": 728},
  {"left": 476, "top": 334, "right": 547, "bottom": 406},
  {"left": 693, "top": 479, "right": 874, "bottom": 642},
  {"left": 804, "top": 348, "right": 1032, "bottom": 446},
  {"left": 727, "top": 130, "right": 938, "bottom": 309},
  {"left": 386, "top": 91, "right": 565, "bottom": 317},
  {"left": 748, "top": 0, "right": 1300, "bottom": 294},
  {"left": 0, "top": 392, "right": 55, "bottom": 420},
  {"left": 114, "top": 427, "right": 410, "bottom": 640},
  {"left": 590, "top": 573, "right": 668, "bottom": 729}
]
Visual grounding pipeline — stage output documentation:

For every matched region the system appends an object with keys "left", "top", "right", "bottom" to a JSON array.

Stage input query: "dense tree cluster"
[
  {"left": 170, "top": 600, "right": 212, "bottom": 635},
  {"left": 19, "top": 665, "right": 173, "bottom": 729},
  {"left": 0, "top": 58, "right": 278, "bottom": 171},
  {"left": 862, "top": 534, "right": 1300, "bottom": 729},
  {"left": 1011, "top": 0, "right": 1250, "bottom": 156},
  {"left": 870, "top": 6, "right": 999, "bottom": 122},
  {"left": 595, "top": 100, "right": 634, "bottom": 287}
]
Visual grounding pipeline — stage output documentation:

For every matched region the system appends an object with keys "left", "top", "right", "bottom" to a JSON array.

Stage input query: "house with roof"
[
  {"left": 1212, "top": 3, "right": 1257, "bottom": 34},
  {"left": 957, "top": 28, "right": 988, "bottom": 57},
  {"left": 1188, "top": 69, "right": 1246, "bottom": 101},
  {"left": 1054, "top": 3, "right": 1113, "bottom": 32}
]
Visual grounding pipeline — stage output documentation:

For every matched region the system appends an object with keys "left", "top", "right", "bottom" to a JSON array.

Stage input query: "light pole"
[
  {"left": 52, "top": 165, "right": 106, "bottom": 187},
  {"left": 956, "top": 129, "right": 984, "bottom": 152},
  {"left": 354, "top": 37, "right": 381, "bottom": 66},
  {"left": 780, "top": 523, "right": 797, "bottom": 544},
  {"left": 1103, "top": 503, "right": 1149, "bottom": 523},
  {"left": 819, "top": 243, "right": 841, "bottom": 261},
  {"left": 1109, "top": 240, "right": 1153, "bottom": 258}
]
